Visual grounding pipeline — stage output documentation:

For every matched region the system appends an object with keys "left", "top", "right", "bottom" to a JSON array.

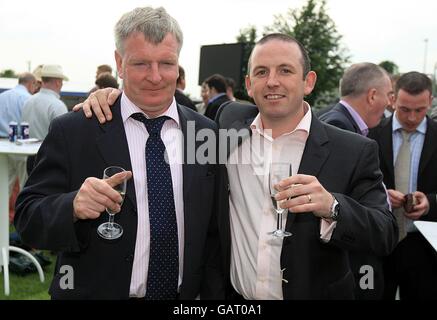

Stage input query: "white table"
[
  {"left": 414, "top": 221, "right": 437, "bottom": 252},
  {"left": 0, "top": 139, "right": 44, "bottom": 296}
]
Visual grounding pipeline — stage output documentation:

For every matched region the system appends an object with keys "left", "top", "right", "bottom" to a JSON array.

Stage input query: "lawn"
[
  {"left": 0, "top": 251, "right": 55, "bottom": 300},
  {"left": 0, "top": 225, "right": 55, "bottom": 300}
]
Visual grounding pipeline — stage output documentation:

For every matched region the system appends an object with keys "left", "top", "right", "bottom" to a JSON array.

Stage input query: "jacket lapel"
[
  {"left": 378, "top": 117, "right": 395, "bottom": 183},
  {"left": 419, "top": 117, "right": 437, "bottom": 176},
  {"left": 95, "top": 98, "right": 137, "bottom": 211},
  {"left": 298, "top": 116, "right": 330, "bottom": 177}
]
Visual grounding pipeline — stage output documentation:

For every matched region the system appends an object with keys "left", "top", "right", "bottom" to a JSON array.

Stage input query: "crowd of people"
[{"left": 1, "top": 5, "right": 436, "bottom": 300}]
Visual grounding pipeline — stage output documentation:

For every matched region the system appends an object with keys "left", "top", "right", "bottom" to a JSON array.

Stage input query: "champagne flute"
[
  {"left": 268, "top": 162, "right": 292, "bottom": 238},
  {"left": 97, "top": 166, "right": 127, "bottom": 240}
]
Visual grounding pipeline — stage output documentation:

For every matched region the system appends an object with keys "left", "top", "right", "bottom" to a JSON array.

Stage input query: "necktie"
[
  {"left": 394, "top": 130, "right": 412, "bottom": 242},
  {"left": 131, "top": 113, "right": 179, "bottom": 300}
]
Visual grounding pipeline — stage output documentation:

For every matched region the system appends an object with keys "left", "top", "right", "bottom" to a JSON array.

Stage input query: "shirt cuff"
[{"left": 320, "top": 218, "right": 337, "bottom": 243}]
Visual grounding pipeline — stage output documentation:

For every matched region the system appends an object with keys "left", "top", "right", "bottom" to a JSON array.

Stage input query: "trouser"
[{"left": 7, "top": 154, "right": 28, "bottom": 192}]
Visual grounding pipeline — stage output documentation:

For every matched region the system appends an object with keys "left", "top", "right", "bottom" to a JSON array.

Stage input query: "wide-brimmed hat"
[
  {"left": 32, "top": 65, "right": 43, "bottom": 82},
  {"left": 40, "top": 64, "right": 69, "bottom": 81}
]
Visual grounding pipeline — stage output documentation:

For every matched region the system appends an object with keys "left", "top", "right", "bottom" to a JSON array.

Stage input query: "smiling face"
[
  {"left": 245, "top": 39, "right": 316, "bottom": 129},
  {"left": 115, "top": 32, "right": 179, "bottom": 116}
]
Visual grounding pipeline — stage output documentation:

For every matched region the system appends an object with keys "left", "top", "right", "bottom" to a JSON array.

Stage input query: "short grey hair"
[
  {"left": 340, "top": 63, "right": 389, "bottom": 97},
  {"left": 114, "top": 7, "right": 183, "bottom": 55}
]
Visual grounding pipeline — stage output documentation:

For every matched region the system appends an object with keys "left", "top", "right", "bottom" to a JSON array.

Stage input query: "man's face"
[
  {"left": 245, "top": 39, "right": 316, "bottom": 123},
  {"left": 367, "top": 75, "right": 393, "bottom": 128},
  {"left": 115, "top": 32, "right": 179, "bottom": 116},
  {"left": 394, "top": 89, "right": 432, "bottom": 132}
]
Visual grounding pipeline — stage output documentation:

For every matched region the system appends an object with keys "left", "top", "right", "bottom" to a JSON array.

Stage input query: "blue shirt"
[
  {"left": 0, "top": 85, "right": 31, "bottom": 137},
  {"left": 392, "top": 113, "right": 427, "bottom": 193},
  {"left": 340, "top": 100, "right": 369, "bottom": 136},
  {"left": 208, "top": 93, "right": 227, "bottom": 105}
]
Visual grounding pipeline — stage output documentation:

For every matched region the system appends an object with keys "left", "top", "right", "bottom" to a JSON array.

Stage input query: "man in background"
[
  {"left": 0, "top": 73, "right": 37, "bottom": 222},
  {"left": 204, "top": 73, "right": 229, "bottom": 121},
  {"left": 369, "top": 71, "right": 437, "bottom": 300},
  {"left": 174, "top": 65, "right": 196, "bottom": 111},
  {"left": 319, "top": 63, "right": 393, "bottom": 299},
  {"left": 21, "top": 64, "right": 68, "bottom": 141}
]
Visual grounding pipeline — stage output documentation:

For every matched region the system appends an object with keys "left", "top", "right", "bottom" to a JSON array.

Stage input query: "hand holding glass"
[
  {"left": 97, "top": 166, "right": 127, "bottom": 240},
  {"left": 269, "top": 163, "right": 292, "bottom": 238}
]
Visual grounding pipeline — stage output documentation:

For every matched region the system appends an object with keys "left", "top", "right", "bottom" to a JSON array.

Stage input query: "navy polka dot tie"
[{"left": 131, "top": 113, "right": 179, "bottom": 300}]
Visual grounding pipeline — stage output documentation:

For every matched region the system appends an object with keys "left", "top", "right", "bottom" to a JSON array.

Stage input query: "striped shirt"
[{"left": 120, "top": 93, "right": 184, "bottom": 298}]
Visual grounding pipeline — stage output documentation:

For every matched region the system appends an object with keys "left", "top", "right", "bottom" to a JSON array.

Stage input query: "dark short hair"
[
  {"left": 204, "top": 74, "right": 227, "bottom": 93},
  {"left": 395, "top": 71, "right": 432, "bottom": 97},
  {"left": 248, "top": 33, "right": 311, "bottom": 79},
  {"left": 95, "top": 72, "right": 119, "bottom": 89},
  {"left": 177, "top": 65, "right": 185, "bottom": 85},
  {"left": 225, "top": 77, "right": 235, "bottom": 90},
  {"left": 97, "top": 64, "right": 112, "bottom": 74}
]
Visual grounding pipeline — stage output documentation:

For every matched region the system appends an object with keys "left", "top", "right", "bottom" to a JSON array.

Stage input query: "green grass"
[
  {"left": 0, "top": 225, "right": 55, "bottom": 300},
  {"left": 0, "top": 251, "right": 55, "bottom": 300}
]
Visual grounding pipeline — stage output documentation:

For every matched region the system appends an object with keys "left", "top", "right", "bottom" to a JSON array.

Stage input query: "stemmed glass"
[
  {"left": 268, "top": 162, "right": 292, "bottom": 238},
  {"left": 97, "top": 166, "right": 127, "bottom": 240}
]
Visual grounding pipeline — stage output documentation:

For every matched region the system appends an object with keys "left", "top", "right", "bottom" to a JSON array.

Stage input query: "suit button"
[{"left": 125, "top": 254, "right": 134, "bottom": 262}]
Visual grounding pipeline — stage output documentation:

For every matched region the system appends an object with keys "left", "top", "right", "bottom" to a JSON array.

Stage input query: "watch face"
[{"left": 331, "top": 200, "right": 339, "bottom": 220}]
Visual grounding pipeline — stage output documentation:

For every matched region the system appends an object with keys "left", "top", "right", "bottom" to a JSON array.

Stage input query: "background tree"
[
  {"left": 378, "top": 60, "right": 400, "bottom": 75},
  {"left": 265, "top": 0, "right": 349, "bottom": 108},
  {"left": 235, "top": 25, "right": 258, "bottom": 101},
  {"left": 0, "top": 69, "right": 17, "bottom": 78}
]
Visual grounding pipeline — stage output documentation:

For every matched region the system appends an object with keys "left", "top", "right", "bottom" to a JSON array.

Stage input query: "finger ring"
[{"left": 307, "top": 194, "right": 312, "bottom": 203}]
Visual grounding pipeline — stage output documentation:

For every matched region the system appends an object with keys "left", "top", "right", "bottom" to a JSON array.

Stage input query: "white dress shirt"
[
  {"left": 227, "top": 103, "right": 335, "bottom": 300},
  {"left": 120, "top": 93, "right": 184, "bottom": 297}
]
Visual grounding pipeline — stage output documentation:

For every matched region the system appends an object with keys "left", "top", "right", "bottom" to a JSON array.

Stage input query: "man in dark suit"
[
  {"left": 318, "top": 62, "right": 394, "bottom": 299},
  {"left": 368, "top": 71, "right": 437, "bottom": 300},
  {"left": 14, "top": 6, "right": 223, "bottom": 300},
  {"left": 216, "top": 34, "right": 397, "bottom": 299},
  {"left": 174, "top": 65, "right": 197, "bottom": 111},
  {"left": 203, "top": 74, "right": 230, "bottom": 121},
  {"left": 319, "top": 63, "right": 393, "bottom": 135}
]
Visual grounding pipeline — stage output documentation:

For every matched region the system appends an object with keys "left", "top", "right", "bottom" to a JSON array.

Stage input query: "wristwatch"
[{"left": 329, "top": 195, "right": 340, "bottom": 221}]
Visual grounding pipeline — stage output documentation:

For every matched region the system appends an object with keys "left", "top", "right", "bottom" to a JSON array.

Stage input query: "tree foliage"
[
  {"left": 266, "top": 0, "right": 349, "bottom": 107},
  {"left": 235, "top": 26, "right": 258, "bottom": 101},
  {"left": 236, "top": 0, "right": 349, "bottom": 108},
  {"left": 0, "top": 69, "right": 17, "bottom": 78},
  {"left": 378, "top": 60, "right": 400, "bottom": 75}
]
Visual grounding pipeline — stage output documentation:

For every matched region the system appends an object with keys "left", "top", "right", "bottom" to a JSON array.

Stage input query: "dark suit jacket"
[
  {"left": 319, "top": 102, "right": 362, "bottom": 134},
  {"left": 319, "top": 102, "right": 388, "bottom": 299},
  {"left": 204, "top": 94, "right": 230, "bottom": 121},
  {"left": 368, "top": 116, "right": 437, "bottom": 222},
  {"left": 15, "top": 98, "right": 224, "bottom": 300},
  {"left": 174, "top": 89, "right": 197, "bottom": 111},
  {"left": 216, "top": 102, "right": 398, "bottom": 299}
]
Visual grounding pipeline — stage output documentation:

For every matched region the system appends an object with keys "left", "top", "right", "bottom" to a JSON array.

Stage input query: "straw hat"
[
  {"left": 32, "top": 65, "right": 43, "bottom": 82},
  {"left": 40, "top": 64, "right": 69, "bottom": 81}
]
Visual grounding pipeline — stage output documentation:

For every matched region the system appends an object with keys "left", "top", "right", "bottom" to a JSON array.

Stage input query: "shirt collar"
[
  {"left": 340, "top": 100, "right": 368, "bottom": 136},
  {"left": 392, "top": 111, "right": 427, "bottom": 135},
  {"left": 208, "top": 92, "right": 227, "bottom": 104},
  {"left": 39, "top": 88, "right": 60, "bottom": 99},
  {"left": 121, "top": 92, "right": 180, "bottom": 128},
  {"left": 250, "top": 101, "right": 312, "bottom": 140}
]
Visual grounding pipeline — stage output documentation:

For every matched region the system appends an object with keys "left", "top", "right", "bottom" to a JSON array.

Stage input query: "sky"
[{"left": 1, "top": 0, "right": 436, "bottom": 98}]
